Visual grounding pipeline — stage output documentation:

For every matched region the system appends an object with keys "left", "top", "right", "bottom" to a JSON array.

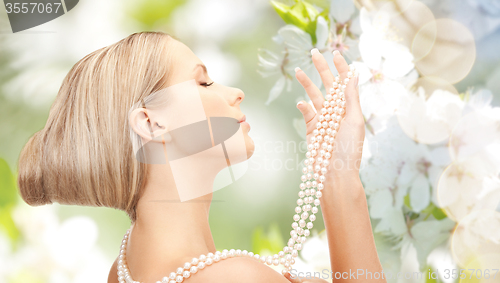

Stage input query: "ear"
[{"left": 129, "top": 108, "right": 168, "bottom": 143}]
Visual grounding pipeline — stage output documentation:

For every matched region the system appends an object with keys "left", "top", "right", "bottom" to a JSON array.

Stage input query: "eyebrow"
[{"left": 194, "top": 63, "right": 208, "bottom": 74}]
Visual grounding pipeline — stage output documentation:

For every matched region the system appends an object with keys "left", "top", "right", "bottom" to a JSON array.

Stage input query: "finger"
[
  {"left": 295, "top": 67, "right": 324, "bottom": 111},
  {"left": 332, "top": 50, "right": 350, "bottom": 83},
  {"left": 296, "top": 100, "right": 316, "bottom": 126},
  {"left": 344, "top": 74, "right": 363, "bottom": 122},
  {"left": 311, "top": 48, "right": 334, "bottom": 96},
  {"left": 284, "top": 271, "right": 302, "bottom": 283}
]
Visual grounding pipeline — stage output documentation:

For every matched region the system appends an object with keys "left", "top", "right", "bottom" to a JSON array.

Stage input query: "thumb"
[
  {"left": 343, "top": 75, "right": 363, "bottom": 123},
  {"left": 284, "top": 271, "right": 303, "bottom": 283}
]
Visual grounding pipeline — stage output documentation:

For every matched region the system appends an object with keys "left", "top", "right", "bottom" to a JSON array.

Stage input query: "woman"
[{"left": 17, "top": 32, "right": 385, "bottom": 283}]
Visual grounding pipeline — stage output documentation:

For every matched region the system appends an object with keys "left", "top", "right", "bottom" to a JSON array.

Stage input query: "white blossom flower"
[
  {"left": 1, "top": 203, "right": 110, "bottom": 282},
  {"left": 397, "top": 87, "right": 464, "bottom": 144},
  {"left": 354, "top": 8, "right": 417, "bottom": 120}
]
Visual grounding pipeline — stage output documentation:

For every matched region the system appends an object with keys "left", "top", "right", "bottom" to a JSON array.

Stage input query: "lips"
[{"left": 238, "top": 115, "right": 250, "bottom": 131}]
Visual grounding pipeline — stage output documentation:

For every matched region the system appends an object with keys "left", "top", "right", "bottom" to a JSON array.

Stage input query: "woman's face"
[{"left": 165, "top": 39, "right": 255, "bottom": 159}]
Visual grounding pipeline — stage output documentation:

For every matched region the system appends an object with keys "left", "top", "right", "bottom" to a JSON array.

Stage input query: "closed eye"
[{"left": 201, "top": 81, "right": 214, "bottom": 87}]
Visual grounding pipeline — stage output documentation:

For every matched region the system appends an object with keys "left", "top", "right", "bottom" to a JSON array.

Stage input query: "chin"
[{"left": 245, "top": 135, "right": 255, "bottom": 159}]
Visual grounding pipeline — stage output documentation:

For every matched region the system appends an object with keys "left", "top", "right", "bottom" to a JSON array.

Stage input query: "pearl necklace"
[{"left": 116, "top": 66, "right": 358, "bottom": 283}]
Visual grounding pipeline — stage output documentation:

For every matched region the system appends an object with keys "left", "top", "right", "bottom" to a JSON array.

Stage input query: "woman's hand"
[
  {"left": 284, "top": 271, "right": 330, "bottom": 283},
  {"left": 293, "top": 50, "right": 386, "bottom": 283},
  {"left": 295, "top": 49, "right": 365, "bottom": 177}
]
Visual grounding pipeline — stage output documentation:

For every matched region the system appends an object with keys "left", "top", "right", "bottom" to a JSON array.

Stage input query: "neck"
[{"left": 125, "top": 160, "right": 220, "bottom": 281}]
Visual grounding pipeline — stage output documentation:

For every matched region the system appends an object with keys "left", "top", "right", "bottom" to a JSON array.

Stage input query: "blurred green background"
[{"left": 1, "top": 0, "right": 500, "bottom": 282}]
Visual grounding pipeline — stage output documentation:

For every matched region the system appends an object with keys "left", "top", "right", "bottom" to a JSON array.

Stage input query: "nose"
[{"left": 230, "top": 87, "right": 245, "bottom": 106}]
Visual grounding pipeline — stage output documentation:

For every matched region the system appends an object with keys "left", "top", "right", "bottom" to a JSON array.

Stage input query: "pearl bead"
[
  {"left": 197, "top": 262, "right": 205, "bottom": 269},
  {"left": 214, "top": 255, "right": 221, "bottom": 262},
  {"left": 190, "top": 266, "right": 198, "bottom": 274},
  {"left": 199, "top": 255, "right": 206, "bottom": 262},
  {"left": 301, "top": 212, "right": 309, "bottom": 219},
  {"left": 170, "top": 272, "right": 177, "bottom": 279},
  {"left": 314, "top": 199, "right": 321, "bottom": 206},
  {"left": 293, "top": 214, "right": 300, "bottom": 221},
  {"left": 206, "top": 258, "right": 214, "bottom": 265},
  {"left": 176, "top": 267, "right": 183, "bottom": 274},
  {"left": 176, "top": 275, "right": 184, "bottom": 282},
  {"left": 183, "top": 271, "right": 190, "bottom": 278},
  {"left": 236, "top": 249, "right": 242, "bottom": 256},
  {"left": 299, "top": 220, "right": 306, "bottom": 227}
]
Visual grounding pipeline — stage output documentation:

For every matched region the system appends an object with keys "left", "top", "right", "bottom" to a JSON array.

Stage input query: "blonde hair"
[{"left": 17, "top": 31, "right": 174, "bottom": 222}]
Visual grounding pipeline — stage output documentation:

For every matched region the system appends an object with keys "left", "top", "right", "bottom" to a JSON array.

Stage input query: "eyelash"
[{"left": 201, "top": 81, "right": 214, "bottom": 87}]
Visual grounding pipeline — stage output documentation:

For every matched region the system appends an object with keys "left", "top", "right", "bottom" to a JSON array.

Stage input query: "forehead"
[{"left": 167, "top": 39, "right": 204, "bottom": 85}]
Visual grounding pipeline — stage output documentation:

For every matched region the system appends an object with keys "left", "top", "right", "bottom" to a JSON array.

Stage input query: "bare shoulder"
[
  {"left": 107, "top": 256, "right": 118, "bottom": 283},
  {"left": 189, "top": 257, "right": 290, "bottom": 283}
]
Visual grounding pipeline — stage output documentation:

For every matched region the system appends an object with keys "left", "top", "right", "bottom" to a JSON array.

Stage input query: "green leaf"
[
  {"left": 251, "top": 223, "right": 285, "bottom": 255},
  {"left": 0, "top": 158, "right": 17, "bottom": 208},
  {"left": 0, "top": 204, "right": 21, "bottom": 245},
  {"left": 421, "top": 202, "right": 448, "bottom": 220},
  {"left": 424, "top": 267, "right": 438, "bottom": 283},
  {"left": 431, "top": 206, "right": 447, "bottom": 220},
  {"left": 272, "top": 1, "right": 308, "bottom": 30},
  {"left": 0, "top": 158, "right": 21, "bottom": 247},
  {"left": 126, "top": 0, "right": 188, "bottom": 29},
  {"left": 271, "top": 0, "right": 322, "bottom": 45},
  {"left": 404, "top": 194, "right": 412, "bottom": 210}
]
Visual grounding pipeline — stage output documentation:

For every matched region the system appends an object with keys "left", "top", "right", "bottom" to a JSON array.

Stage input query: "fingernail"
[
  {"left": 332, "top": 50, "right": 340, "bottom": 57},
  {"left": 354, "top": 75, "right": 359, "bottom": 87},
  {"left": 311, "top": 48, "right": 319, "bottom": 55},
  {"left": 294, "top": 67, "right": 301, "bottom": 73},
  {"left": 297, "top": 101, "right": 304, "bottom": 107}
]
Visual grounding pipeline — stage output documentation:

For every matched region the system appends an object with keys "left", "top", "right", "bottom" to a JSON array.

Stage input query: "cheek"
[{"left": 201, "top": 93, "right": 229, "bottom": 117}]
